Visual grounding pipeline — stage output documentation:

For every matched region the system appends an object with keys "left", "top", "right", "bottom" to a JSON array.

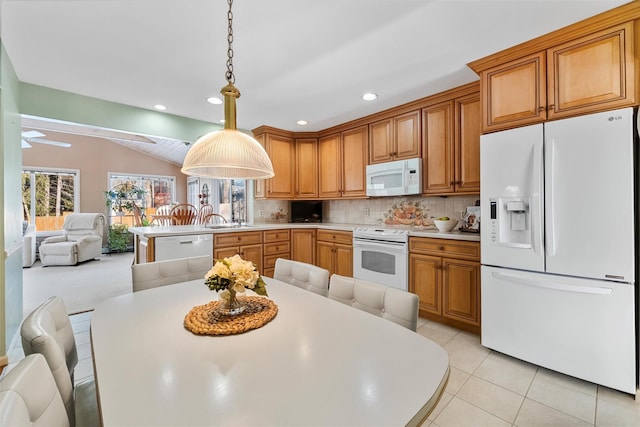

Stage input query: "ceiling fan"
[{"left": 21, "top": 130, "right": 72, "bottom": 149}]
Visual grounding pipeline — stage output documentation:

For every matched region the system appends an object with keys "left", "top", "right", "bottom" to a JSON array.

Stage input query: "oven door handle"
[{"left": 353, "top": 238, "right": 408, "bottom": 252}]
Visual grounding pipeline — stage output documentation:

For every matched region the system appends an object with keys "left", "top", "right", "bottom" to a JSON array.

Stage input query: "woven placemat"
[{"left": 184, "top": 296, "right": 278, "bottom": 336}]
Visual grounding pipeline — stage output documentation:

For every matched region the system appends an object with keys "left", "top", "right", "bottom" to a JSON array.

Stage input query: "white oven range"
[{"left": 352, "top": 227, "right": 409, "bottom": 291}]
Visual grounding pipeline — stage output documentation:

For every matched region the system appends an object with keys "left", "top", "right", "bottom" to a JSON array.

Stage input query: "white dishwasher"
[{"left": 154, "top": 234, "right": 213, "bottom": 261}]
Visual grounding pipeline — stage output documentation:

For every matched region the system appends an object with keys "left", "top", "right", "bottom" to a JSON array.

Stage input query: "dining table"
[{"left": 90, "top": 277, "right": 450, "bottom": 426}]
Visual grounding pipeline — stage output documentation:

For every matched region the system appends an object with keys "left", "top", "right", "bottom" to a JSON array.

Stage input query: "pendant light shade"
[
  {"left": 181, "top": 0, "right": 274, "bottom": 180},
  {"left": 181, "top": 129, "right": 274, "bottom": 179}
]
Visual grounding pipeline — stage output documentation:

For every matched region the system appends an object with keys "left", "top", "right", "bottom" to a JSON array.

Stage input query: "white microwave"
[{"left": 366, "top": 158, "right": 422, "bottom": 197}]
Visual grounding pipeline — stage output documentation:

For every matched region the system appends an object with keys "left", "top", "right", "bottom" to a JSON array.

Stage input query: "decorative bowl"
[{"left": 433, "top": 219, "right": 459, "bottom": 232}]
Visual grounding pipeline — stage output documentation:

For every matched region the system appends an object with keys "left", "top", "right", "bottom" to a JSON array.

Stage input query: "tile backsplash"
[{"left": 253, "top": 195, "right": 479, "bottom": 225}]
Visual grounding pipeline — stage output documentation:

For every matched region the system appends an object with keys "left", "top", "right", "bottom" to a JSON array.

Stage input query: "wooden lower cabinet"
[
  {"left": 213, "top": 231, "right": 263, "bottom": 274},
  {"left": 409, "top": 237, "right": 480, "bottom": 334},
  {"left": 316, "top": 229, "right": 353, "bottom": 277},
  {"left": 262, "top": 229, "right": 291, "bottom": 277},
  {"left": 291, "top": 229, "right": 316, "bottom": 264}
]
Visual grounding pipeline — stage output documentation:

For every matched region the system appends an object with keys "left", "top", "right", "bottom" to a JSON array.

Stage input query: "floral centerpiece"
[{"left": 205, "top": 254, "right": 268, "bottom": 315}]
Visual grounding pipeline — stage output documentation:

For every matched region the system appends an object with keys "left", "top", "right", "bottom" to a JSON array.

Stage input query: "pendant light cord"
[{"left": 225, "top": 0, "right": 235, "bottom": 84}]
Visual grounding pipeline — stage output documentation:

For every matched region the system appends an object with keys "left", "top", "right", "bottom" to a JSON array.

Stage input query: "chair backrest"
[
  {"left": 0, "top": 354, "right": 70, "bottom": 427},
  {"left": 131, "top": 255, "right": 212, "bottom": 292},
  {"left": 328, "top": 274, "right": 419, "bottom": 331},
  {"left": 151, "top": 205, "right": 172, "bottom": 226},
  {"left": 20, "top": 296, "right": 78, "bottom": 426},
  {"left": 273, "top": 258, "right": 330, "bottom": 297},
  {"left": 62, "top": 213, "right": 106, "bottom": 242},
  {"left": 170, "top": 203, "right": 198, "bottom": 225},
  {"left": 197, "top": 204, "right": 214, "bottom": 224},
  {"left": 132, "top": 204, "right": 143, "bottom": 227}
]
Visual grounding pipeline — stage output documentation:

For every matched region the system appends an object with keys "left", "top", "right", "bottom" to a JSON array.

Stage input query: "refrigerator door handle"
[
  {"left": 533, "top": 139, "right": 544, "bottom": 257},
  {"left": 546, "top": 139, "right": 557, "bottom": 257},
  {"left": 491, "top": 271, "right": 613, "bottom": 295}
]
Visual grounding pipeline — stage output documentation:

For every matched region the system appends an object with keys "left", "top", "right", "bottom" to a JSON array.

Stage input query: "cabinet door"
[
  {"left": 422, "top": 101, "right": 454, "bottom": 194},
  {"left": 318, "top": 134, "right": 342, "bottom": 198},
  {"left": 334, "top": 243, "right": 353, "bottom": 277},
  {"left": 253, "top": 133, "right": 266, "bottom": 199},
  {"left": 481, "top": 51, "right": 546, "bottom": 132},
  {"left": 214, "top": 246, "right": 240, "bottom": 260},
  {"left": 265, "top": 133, "right": 295, "bottom": 198},
  {"left": 295, "top": 138, "right": 318, "bottom": 198},
  {"left": 316, "top": 241, "right": 335, "bottom": 274},
  {"left": 455, "top": 94, "right": 481, "bottom": 193},
  {"left": 341, "top": 126, "right": 368, "bottom": 198},
  {"left": 409, "top": 253, "right": 441, "bottom": 316},
  {"left": 369, "top": 119, "right": 394, "bottom": 164},
  {"left": 547, "top": 22, "right": 635, "bottom": 120},
  {"left": 240, "top": 244, "right": 263, "bottom": 275},
  {"left": 291, "top": 229, "right": 316, "bottom": 264},
  {"left": 442, "top": 258, "right": 479, "bottom": 326},
  {"left": 394, "top": 110, "right": 421, "bottom": 160}
]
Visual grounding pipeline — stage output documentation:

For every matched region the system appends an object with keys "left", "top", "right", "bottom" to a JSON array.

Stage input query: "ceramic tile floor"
[
  {"left": 6, "top": 313, "right": 640, "bottom": 426},
  {"left": 415, "top": 317, "right": 640, "bottom": 426}
]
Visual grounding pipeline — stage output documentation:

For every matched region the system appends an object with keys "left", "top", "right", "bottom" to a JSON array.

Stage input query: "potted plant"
[{"left": 104, "top": 183, "right": 146, "bottom": 252}]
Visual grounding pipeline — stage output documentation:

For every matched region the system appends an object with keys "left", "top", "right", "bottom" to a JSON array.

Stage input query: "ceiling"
[{"left": 2, "top": 0, "right": 631, "bottom": 165}]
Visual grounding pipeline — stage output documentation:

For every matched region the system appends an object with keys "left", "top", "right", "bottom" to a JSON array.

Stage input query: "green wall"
[{"left": 1, "top": 39, "right": 24, "bottom": 359}]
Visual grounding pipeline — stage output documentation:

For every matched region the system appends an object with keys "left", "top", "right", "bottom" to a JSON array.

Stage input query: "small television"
[{"left": 290, "top": 201, "right": 323, "bottom": 223}]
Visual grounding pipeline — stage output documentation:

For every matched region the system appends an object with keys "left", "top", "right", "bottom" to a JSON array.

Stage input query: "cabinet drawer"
[
  {"left": 264, "top": 241, "right": 291, "bottom": 255},
  {"left": 214, "top": 231, "right": 262, "bottom": 247},
  {"left": 263, "top": 229, "right": 290, "bottom": 242},
  {"left": 317, "top": 229, "right": 352, "bottom": 245},
  {"left": 264, "top": 254, "right": 286, "bottom": 270},
  {"left": 409, "top": 237, "right": 480, "bottom": 261}
]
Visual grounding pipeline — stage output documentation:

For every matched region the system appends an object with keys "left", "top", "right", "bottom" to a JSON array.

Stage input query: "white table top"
[{"left": 91, "top": 278, "right": 450, "bottom": 426}]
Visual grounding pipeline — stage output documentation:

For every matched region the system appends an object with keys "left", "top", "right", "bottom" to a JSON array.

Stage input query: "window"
[
  {"left": 22, "top": 168, "right": 79, "bottom": 231},
  {"left": 107, "top": 173, "right": 176, "bottom": 224}
]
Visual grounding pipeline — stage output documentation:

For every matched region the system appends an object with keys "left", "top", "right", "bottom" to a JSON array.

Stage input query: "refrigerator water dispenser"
[{"left": 488, "top": 198, "right": 531, "bottom": 248}]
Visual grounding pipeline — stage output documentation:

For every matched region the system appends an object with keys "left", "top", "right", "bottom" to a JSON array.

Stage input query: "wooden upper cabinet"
[
  {"left": 481, "top": 51, "right": 547, "bottom": 133},
  {"left": 265, "top": 133, "right": 295, "bottom": 198},
  {"left": 295, "top": 138, "right": 318, "bottom": 199},
  {"left": 253, "top": 133, "right": 266, "bottom": 199},
  {"left": 369, "top": 110, "right": 421, "bottom": 164},
  {"left": 318, "top": 133, "right": 342, "bottom": 199},
  {"left": 422, "top": 101, "right": 454, "bottom": 194},
  {"left": 341, "top": 126, "right": 368, "bottom": 198},
  {"left": 318, "top": 127, "right": 368, "bottom": 199},
  {"left": 547, "top": 22, "right": 635, "bottom": 120},
  {"left": 454, "top": 93, "right": 481, "bottom": 193},
  {"left": 479, "top": 21, "right": 637, "bottom": 133}
]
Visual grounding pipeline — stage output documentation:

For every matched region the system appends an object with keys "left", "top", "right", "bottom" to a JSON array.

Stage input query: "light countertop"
[{"left": 128, "top": 222, "right": 480, "bottom": 242}]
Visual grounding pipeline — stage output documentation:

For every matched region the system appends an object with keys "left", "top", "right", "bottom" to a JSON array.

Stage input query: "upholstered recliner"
[
  {"left": 23, "top": 223, "right": 37, "bottom": 268},
  {"left": 38, "top": 213, "right": 106, "bottom": 266}
]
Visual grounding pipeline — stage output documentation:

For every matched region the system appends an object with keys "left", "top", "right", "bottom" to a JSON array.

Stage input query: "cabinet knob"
[
  {"left": 548, "top": 104, "right": 554, "bottom": 109},
  {"left": 539, "top": 106, "right": 545, "bottom": 112},
  {"left": 439, "top": 246, "right": 445, "bottom": 251}
]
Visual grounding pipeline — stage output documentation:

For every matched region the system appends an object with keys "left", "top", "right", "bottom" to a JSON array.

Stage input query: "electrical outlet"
[
  {"left": 364, "top": 208, "right": 370, "bottom": 217},
  {"left": 259, "top": 210, "right": 264, "bottom": 217}
]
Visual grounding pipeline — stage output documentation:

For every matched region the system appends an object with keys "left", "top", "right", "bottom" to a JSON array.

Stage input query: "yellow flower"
[{"left": 206, "top": 260, "right": 231, "bottom": 280}]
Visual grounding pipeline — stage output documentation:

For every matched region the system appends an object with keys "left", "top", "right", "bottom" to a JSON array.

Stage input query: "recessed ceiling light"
[
  {"left": 362, "top": 93, "right": 378, "bottom": 101},
  {"left": 207, "top": 97, "right": 223, "bottom": 105},
  {"left": 296, "top": 120, "right": 308, "bottom": 126},
  {"left": 154, "top": 104, "right": 167, "bottom": 111}
]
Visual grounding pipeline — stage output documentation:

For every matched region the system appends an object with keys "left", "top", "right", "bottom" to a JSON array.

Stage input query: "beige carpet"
[{"left": 23, "top": 252, "right": 134, "bottom": 316}]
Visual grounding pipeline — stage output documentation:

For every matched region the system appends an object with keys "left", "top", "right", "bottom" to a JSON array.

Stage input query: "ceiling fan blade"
[
  {"left": 21, "top": 130, "right": 45, "bottom": 139},
  {"left": 28, "top": 138, "right": 71, "bottom": 148},
  {"left": 22, "top": 139, "right": 32, "bottom": 148}
]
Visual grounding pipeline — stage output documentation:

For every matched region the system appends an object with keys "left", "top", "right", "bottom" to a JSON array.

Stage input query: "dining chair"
[
  {"left": 170, "top": 203, "right": 198, "bottom": 225},
  {"left": 20, "top": 296, "right": 99, "bottom": 427},
  {"left": 0, "top": 353, "right": 70, "bottom": 427},
  {"left": 131, "top": 255, "right": 212, "bottom": 292},
  {"left": 151, "top": 204, "right": 173, "bottom": 226},
  {"left": 328, "top": 274, "right": 419, "bottom": 331},
  {"left": 197, "top": 203, "right": 214, "bottom": 224},
  {"left": 273, "top": 258, "right": 330, "bottom": 297}
]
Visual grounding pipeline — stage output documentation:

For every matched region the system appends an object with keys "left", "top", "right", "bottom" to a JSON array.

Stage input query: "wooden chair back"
[
  {"left": 170, "top": 203, "right": 198, "bottom": 225},
  {"left": 197, "top": 204, "right": 214, "bottom": 224},
  {"left": 202, "top": 213, "right": 228, "bottom": 225}
]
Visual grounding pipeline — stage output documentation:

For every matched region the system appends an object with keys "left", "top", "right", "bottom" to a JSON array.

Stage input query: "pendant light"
[{"left": 181, "top": 0, "right": 275, "bottom": 180}]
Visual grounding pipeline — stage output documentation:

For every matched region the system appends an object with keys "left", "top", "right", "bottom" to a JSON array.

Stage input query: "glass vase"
[{"left": 217, "top": 288, "right": 247, "bottom": 316}]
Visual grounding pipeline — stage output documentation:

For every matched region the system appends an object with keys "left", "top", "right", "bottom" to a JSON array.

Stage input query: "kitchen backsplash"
[{"left": 253, "top": 195, "right": 479, "bottom": 226}]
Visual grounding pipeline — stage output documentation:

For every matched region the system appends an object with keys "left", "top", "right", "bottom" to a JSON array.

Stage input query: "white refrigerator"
[{"left": 480, "top": 107, "right": 637, "bottom": 394}]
